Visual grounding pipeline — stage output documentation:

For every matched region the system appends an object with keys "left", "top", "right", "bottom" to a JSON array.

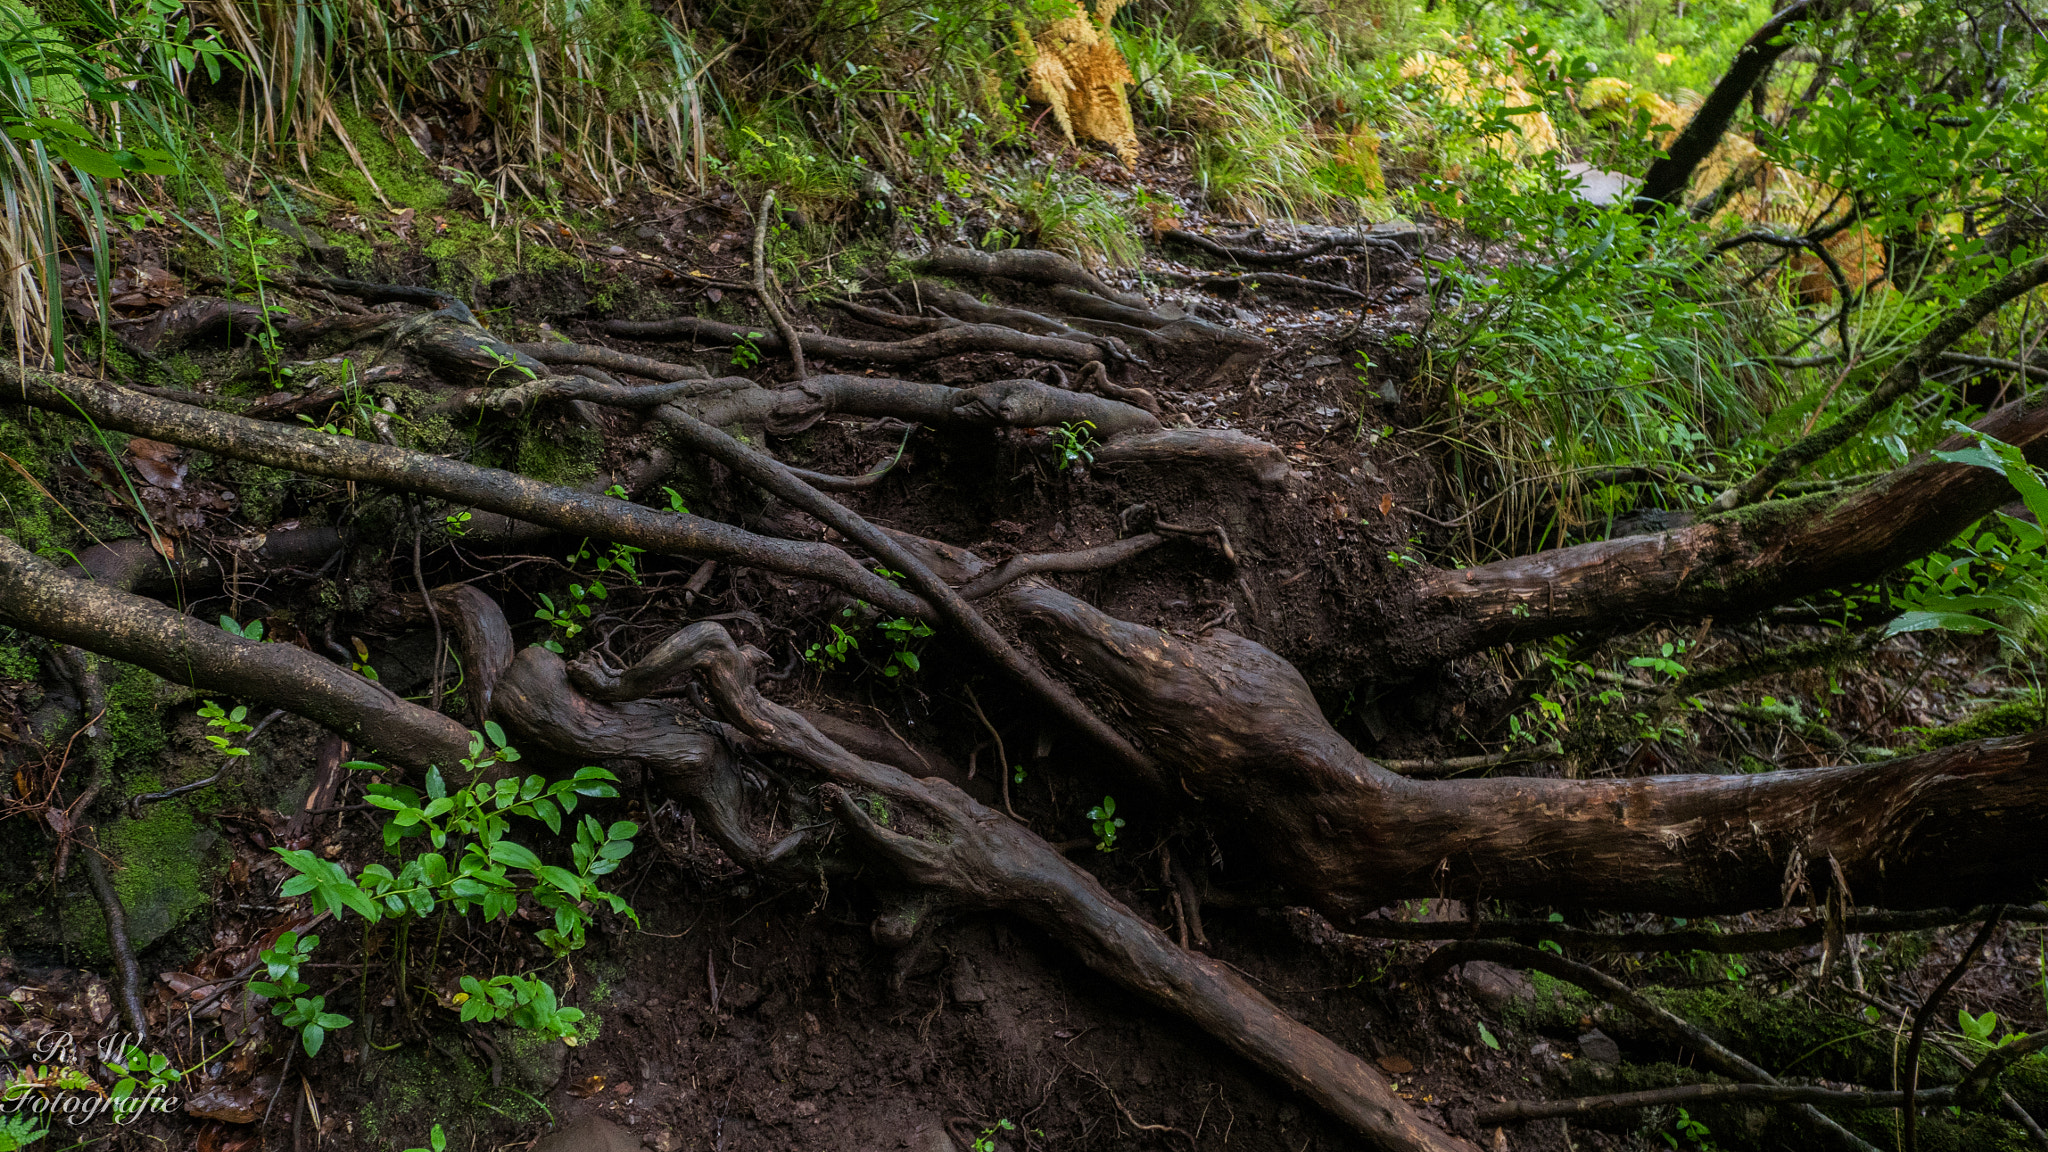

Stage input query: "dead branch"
[
  {"left": 1715, "top": 253, "right": 2048, "bottom": 509},
  {"left": 1428, "top": 941, "right": 1878, "bottom": 1151},
  {"left": 1477, "top": 1081, "right": 1950, "bottom": 1126}
]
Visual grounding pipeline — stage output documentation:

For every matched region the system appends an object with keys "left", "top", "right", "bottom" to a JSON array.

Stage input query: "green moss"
[
  {"left": 1908, "top": 699, "right": 2042, "bottom": 751},
  {"left": 97, "top": 796, "right": 214, "bottom": 952},
  {"left": 0, "top": 642, "right": 37, "bottom": 683},
  {"left": 314, "top": 109, "right": 450, "bottom": 215},
  {"left": 363, "top": 1041, "right": 543, "bottom": 1147},
  {"left": 102, "top": 660, "right": 171, "bottom": 762},
  {"left": 513, "top": 416, "right": 602, "bottom": 485}
]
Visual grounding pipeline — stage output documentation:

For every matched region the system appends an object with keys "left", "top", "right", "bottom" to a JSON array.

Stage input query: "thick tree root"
[
  {"left": 0, "top": 534, "right": 469, "bottom": 767},
  {"left": 940, "top": 567, "right": 2048, "bottom": 917},
  {"left": 1161, "top": 228, "right": 1410, "bottom": 266},
  {"left": 527, "top": 619, "right": 1477, "bottom": 1152},
  {"left": 605, "top": 314, "right": 1109, "bottom": 366}
]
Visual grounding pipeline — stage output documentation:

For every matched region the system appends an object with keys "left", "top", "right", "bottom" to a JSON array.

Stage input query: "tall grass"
[{"left": 198, "top": 0, "right": 713, "bottom": 199}]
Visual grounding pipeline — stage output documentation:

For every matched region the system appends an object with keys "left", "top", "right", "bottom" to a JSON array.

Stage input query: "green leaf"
[
  {"left": 300, "top": 1023, "right": 325, "bottom": 1057},
  {"left": 489, "top": 840, "right": 543, "bottom": 871},
  {"left": 536, "top": 865, "right": 584, "bottom": 901},
  {"left": 1885, "top": 610, "right": 2003, "bottom": 636},
  {"left": 1477, "top": 1021, "right": 1501, "bottom": 1050}
]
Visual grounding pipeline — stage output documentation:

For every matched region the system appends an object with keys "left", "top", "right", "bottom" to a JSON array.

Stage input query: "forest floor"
[{"left": 4, "top": 126, "right": 2044, "bottom": 1152}]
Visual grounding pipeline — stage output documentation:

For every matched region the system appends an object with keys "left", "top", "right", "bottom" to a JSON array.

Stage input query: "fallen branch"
[
  {"left": 0, "top": 369, "right": 925, "bottom": 619},
  {"left": 1714, "top": 253, "right": 2048, "bottom": 509},
  {"left": 509, "top": 342, "right": 708, "bottom": 382},
  {"left": 1427, "top": 940, "right": 1877, "bottom": 1152},
  {"left": 1477, "top": 1081, "right": 1949, "bottom": 1126},
  {"left": 1344, "top": 906, "right": 2047, "bottom": 952},
  {"left": 0, "top": 535, "right": 470, "bottom": 768}
]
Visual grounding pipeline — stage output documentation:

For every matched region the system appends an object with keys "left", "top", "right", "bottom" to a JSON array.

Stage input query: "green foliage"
[
  {"left": 270, "top": 728, "right": 638, "bottom": 1049},
  {"left": 197, "top": 699, "right": 254, "bottom": 757},
  {"left": 250, "top": 930, "right": 353, "bottom": 1056},
  {"left": 1050, "top": 419, "right": 1097, "bottom": 471},
  {"left": 0, "top": 1115, "right": 46, "bottom": 1150},
  {"left": 1087, "top": 794, "right": 1124, "bottom": 851},
  {"left": 971, "top": 1120, "right": 1016, "bottom": 1152},
  {"left": 730, "top": 331, "right": 766, "bottom": 370},
  {"left": 405, "top": 1124, "right": 448, "bottom": 1152}
]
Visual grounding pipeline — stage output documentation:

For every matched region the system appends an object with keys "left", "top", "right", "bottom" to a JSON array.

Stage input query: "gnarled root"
[{"left": 547, "top": 620, "right": 1477, "bottom": 1152}]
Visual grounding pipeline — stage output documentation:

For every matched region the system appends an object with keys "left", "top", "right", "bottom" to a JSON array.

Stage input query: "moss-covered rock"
[{"left": 1908, "top": 699, "right": 2042, "bottom": 751}]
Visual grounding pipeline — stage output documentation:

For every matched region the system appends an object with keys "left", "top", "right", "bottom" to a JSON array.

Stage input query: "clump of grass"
[
  {"left": 206, "top": 0, "right": 713, "bottom": 199},
  {"left": 986, "top": 166, "right": 1140, "bottom": 267}
]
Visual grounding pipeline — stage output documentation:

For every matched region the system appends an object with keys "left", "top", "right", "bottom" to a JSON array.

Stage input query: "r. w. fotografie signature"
[{"left": 0, "top": 1030, "right": 182, "bottom": 1126}]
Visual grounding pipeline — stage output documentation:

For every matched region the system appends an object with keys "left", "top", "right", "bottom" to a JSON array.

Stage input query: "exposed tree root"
[
  {"left": 83, "top": 840, "right": 149, "bottom": 1041},
  {"left": 605, "top": 313, "right": 1110, "bottom": 366},
  {"left": 508, "top": 342, "right": 708, "bottom": 381},
  {"left": 753, "top": 190, "right": 809, "bottom": 379},
  {"left": 911, "top": 246, "right": 1151, "bottom": 310},
  {"left": 953, "top": 533, "right": 1166, "bottom": 599},
  {"left": 964, "top": 572, "right": 2048, "bottom": 916},
  {"left": 514, "top": 617, "right": 1479, "bottom": 1152},
  {"left": 0, "top": 535, "right": 469, "bottom": 768},
  {"left": 1148, "top": 268, "right": 1370, "bottom": 300}
]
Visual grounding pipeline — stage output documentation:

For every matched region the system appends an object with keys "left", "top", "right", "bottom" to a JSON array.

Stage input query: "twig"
[
  {"left": 754, "top": 190, "right": 806, "bottom": 380},
  {"left": 784, "top": 423, "right": 918, "bottom": 492},
  {"left": 1904, "top": 910, "right": 2005, "bottom": 1152},
  {"left": 963, "top": 682, "right": 1019, "bottom": 820},
  {"left": 955, "top": 534, "right": 1166, "bottom": 600},
  {"left": 1425, "top": 941, "right": 1880, "bottom": 1152},
  {"left": 129, "top": 710, "right": 286, "bottom": 814},
  {"left": 1478, "top": 1080, "right": 1950, "bottom": 1125},
  {"left": 1352, "top": 905, "right": 2048, "bottom": 951}
]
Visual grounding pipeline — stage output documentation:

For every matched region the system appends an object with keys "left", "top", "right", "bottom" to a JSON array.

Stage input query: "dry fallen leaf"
[
  {"left": 1377, "top": 1054, "right": 1414, "bottom": 1074},
  {"left": 1379, "top": 492, "right": 1395, "bottom": 516},
  {"left": 566, "top": 1074, "right": 606, "bottom": 1098}
]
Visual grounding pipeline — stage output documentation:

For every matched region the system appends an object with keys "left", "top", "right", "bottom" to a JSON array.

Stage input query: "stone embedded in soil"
[
  {"left": 1454, "top": 960, "right": 1534, "bottom": 1013},
  {"left": 531, "top": 1116, "right": 639, "bottom": 1152},
  {"left": 1577, "top": 1028, "right": 1622, "bottom": 1064}
]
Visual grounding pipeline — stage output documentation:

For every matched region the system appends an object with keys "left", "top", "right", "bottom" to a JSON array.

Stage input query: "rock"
[
  {"left": 643, "top": 1128, "right": 682, "bottom": 1152},
  {"left": 1457, "top": 960, "right": 1534, "bottom": 1013},
  {"left": 1304, "top": 353, "right": 1345, "bottom": 369},
  {"left": 503, "top": 1033, "right": 570, "bottom": 1092},
  {"left": 1564, "top": 161, "right": 1638, "bottom": 209},
  {"left": 1577, "top": 1028, "right": 1622, "bottom": 1064},
  {"left": 534, "top": 1117, "right": 639, "bottom": 1152},
  {"left": 909, "top": 1120, "right": 959, "bottom": 1152},
  {"left": 605, "top": 245, "right": 627, "bottom": 256},
  {"left": 947, "top": 955, "right": 988, "bottom": 1005}
]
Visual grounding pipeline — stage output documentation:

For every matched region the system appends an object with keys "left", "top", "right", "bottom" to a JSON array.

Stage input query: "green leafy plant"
[
  {"left": 404, "top": 1123, "right": 448, "bottom": 1152},
  {"left": 731, "top": 331, "right": 766, "bottom": 370},
  {"left": 971, "top": 1119, "right": 1015, "bottom": 1152},
  {"left": 271, "top": 726, "right": 638, "bottom": 1045},
  {"left": 348, "top": 636, "right": 380, "bottom": 682},
  {"left": 534, "top": 582, "right": 606, "bottom": 653},
  {"left": 1050, "top": 419, "right": 1098, "bottom": 471},
  {"left": 1958, "top": 1008, "right": 2028, "bottom": 1049},
  {"left": 1661, "top": 1106, "right": 1715, "bottom": 1150},
  {"left": 1628, "top": 638, "right": 1689, "bottom": 680},
  {"left": 249, "top": 930, "right": 352, "bottom": 1057},
  {"left": 230, "top": 209, "right": 292, "bottom": 387},
  {"left": 0, "top": 1116, "right": 47, "bottom": 1151},
  {"left": 198, "top": 700, "right": 255, "bottom": 757},
  {"left": 218, "top": 615, "right": 264, "bottom": 641},
  {"left": 877, "top": 616, "right": 934, "bottom": 677},
  {"left": 1087, "top": 795, "right": 1124, "bottom": 852},
  {"left": 1476, "top": 1021, "right": 1500, "bottom": 1050},
  {"left": 661, "top": 487, "right": 692, "bottom": 514},
  {"left": 103, "top": 1044, "right": 179, "bottom": 1119},
  {"left": 444, "top": 510, "right": 473, "bottom": 536}
]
